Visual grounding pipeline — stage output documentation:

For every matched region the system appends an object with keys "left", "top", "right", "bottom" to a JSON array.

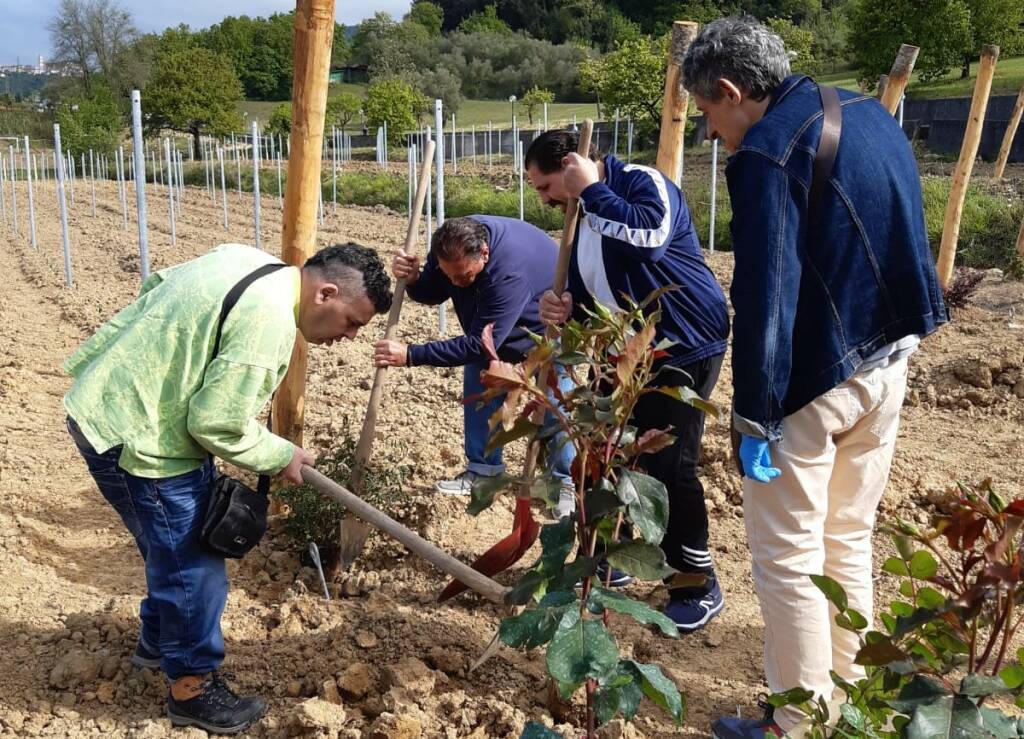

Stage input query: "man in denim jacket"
[{"left": 683, "top": 17, "right": 947, "bottom": 738}]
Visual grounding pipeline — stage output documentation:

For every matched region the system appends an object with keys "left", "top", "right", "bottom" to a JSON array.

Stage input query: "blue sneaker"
[
  {"left": 665, "top": 575, "right": 724, "bottom": 633},
  {"left": 131, "top": 641, "right": 162, "bottom": 670},
  {"left": 578, "top": 561, "right": 635, "bottom": 588},
  {"left": 712, "top": 701, "right": 783, "bottom": 738}
]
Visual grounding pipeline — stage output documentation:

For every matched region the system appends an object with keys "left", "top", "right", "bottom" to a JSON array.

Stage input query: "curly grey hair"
[{"left": 682, "top": 17, "right": 791, "bottom": 102}]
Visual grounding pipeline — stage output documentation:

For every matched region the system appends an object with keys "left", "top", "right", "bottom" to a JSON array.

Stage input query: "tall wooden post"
[
  {"left": 272, "top": 0, "right": 335, "bottom": 446},
  {"left": 876, "top": 74, "right": 889, "bottom": 100},
  {"left": 879, "top": 44, "right": 920, "bottom": 115},
  {"left": 1017, "top": 214, "right": 1024, "bottom": 261},
  {"left": 936, "top": 45, "right": 999, "bottom": 289},
  {"left": 656, "top": 21, "right": 699, "bottom": 186},
  {"left": 993, "top": 84, "right": 1024, "bottom": 181}
]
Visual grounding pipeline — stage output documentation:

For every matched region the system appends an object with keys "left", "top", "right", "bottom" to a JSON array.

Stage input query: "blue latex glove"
[{"left": 739, "top": 435, "right": 782, "bottom": 483}]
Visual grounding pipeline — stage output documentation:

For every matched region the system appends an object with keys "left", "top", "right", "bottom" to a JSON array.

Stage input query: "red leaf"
[
  {"left": 634, "top": 427, "right": 676, "bottom": 456},
  {"left": 1004, "top": 500, "right": 1024, "bottom": 517},
  {"left": 481, "top": 322, "right": 500, "bottom": 362},
  {"left": 480, "top": 361, "right": 525, "bottom": 392}
]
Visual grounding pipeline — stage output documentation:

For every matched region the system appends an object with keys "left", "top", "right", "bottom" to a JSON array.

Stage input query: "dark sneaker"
[
  {"left": 168, "top": 672, "right": 266, "bottom": 735},
  {"left": 130, "top": 642, "right": 162, "bottom": 670},
  {"left": 712, "top": 700, "right": 784, "bottom": 738},
  {"left": 578, "top": 561, "right": 635, "bottom": 588},
  {"left": 665, "top": 575, "right": 725, "bottom": 633}
]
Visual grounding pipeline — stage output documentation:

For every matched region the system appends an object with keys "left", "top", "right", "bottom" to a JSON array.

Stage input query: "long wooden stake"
[
  {"left": 338, "top": 139, "right": 435, "bottom": 570},
  {"left": 272, "top": 0, "right": 335, "bottom": 447},
  {"left": 937, "top": 44, "right": 1000, "bottom": 289},
  {"left": 993, "top": 84, "right": 1024, "bottom": 181},
  {"left": 303, "top": 467, "right": 510, "bottom": 604},
  {"left": 655, "top": 21, "right": 699, "bottom": 186},
  {"left": 1017, "top": 213, "right": 1024, "bottom": 261},
  {"left": 880, "top": 44, "right": 920, "bottom": 115}
]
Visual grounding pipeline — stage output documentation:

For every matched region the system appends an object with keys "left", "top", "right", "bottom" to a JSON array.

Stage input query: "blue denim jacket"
[{"left": 727, "top": 75, "right": 947, "bottom": 441}]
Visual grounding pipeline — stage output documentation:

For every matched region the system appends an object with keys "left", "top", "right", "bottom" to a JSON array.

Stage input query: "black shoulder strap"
[
  {"left": 809, "top": 84, "right": 842, "bottom": 215},
  {"left": 212, "top": 263, "right": 288, "bottom": 357}
]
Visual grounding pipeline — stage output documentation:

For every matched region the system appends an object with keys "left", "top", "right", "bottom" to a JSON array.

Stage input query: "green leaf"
[
  {"left": 499, "top": 591, "right": 576, "bottom": 649},
  {"left": 855, "top": 639, "right": 909, "bottom": 666},
  {"left": 909, "top": 550, "right": 939, "bottom": 579},
  {"left": 916, "top": 587, "right": 946, "bottom": 610},
  {"left": 616, "top": 470, "right": 670, "bottom": 544},
  {"left": 539, "top": 518, "right": 574, "bottom": 575},
  {"left": 554, "top": 556, "right": 599, "bottom": 590},
  {"left": 883, "top": 556, "right": 911, "bottom": 577},
  {"left": 960, "top": 674, "right": 1013, "bottom": 697},
  {"left": 810, "top": 574, "right": 849, "bottom": 612},
  {"left": 530, "top": 475, "right": 563, "bottom": 509},
  {"left": 839, "top": 703, "right": 868, "bottom": 733},
  {"left": 584, "top": 479, "right": 623, "bottom": 523},
  {"left": 520, "top": 721, "right": 563, "bottom": 739},
  {"left": 835, "top": 607, "right": 869, "bottom": 632},
  {"left": 766, "top": 687, "right": 815, "bottom": 708},
  {"left": 606, "top": 540, "right": 675, "bottom": 581},
  {"left": 894, "top": 534, "right": 917, "bottom": 561},
  {"left": 486, "top": 418, "right": 541, "bottom": 454},
  {"left": 546, "top": 610, "right": 619, "bottom": 685},
  {"left": 892, "top": 607, "right": 940, "bottom": 639},
  {"left": 507, "top": 570, "right": 546, "bottom": 606},
  {"left": 999, "top": 665, "right": 1024, "bottom": 690},
  {"left": 593, "top": 685, "right": 619, "bottom": 726},
  {"left": 888, "top": 675, "right": 950, "bottom": 714},
  {"left": 627, "top": 661, "right": 685, "bottom": 724},
  {"left": 978, "top": 707, "right": 1022, "bottom": 739},
  {"left": 588, "top": 587, "right": 679, "bottom": 637},
  {"left": 467, "top": 472, "right": 514, "bottom": 515},
  {"left": 904, "top": 695, "right": 990, "bottom": 739}
]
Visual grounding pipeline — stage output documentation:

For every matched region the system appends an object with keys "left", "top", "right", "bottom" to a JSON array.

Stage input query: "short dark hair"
[
  {"left": 431, "top": 217, "right": 489, "bottom": 262},
  {"left": 523, "top": 130, "right": 599, "bottom": 174},
  {"left": 682, "top": 16, "right": 790, "bottom": 102},
  {"left": 304, "top": 243, "right": 392, "bottom": 314}
]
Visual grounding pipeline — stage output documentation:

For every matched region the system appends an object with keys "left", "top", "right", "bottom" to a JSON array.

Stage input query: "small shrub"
[
  {"left": 275, "top": 417, "right": 414, "bottom": 551},
  {"left": 943, "top": 267, "right": 985, "bottom": 309}
]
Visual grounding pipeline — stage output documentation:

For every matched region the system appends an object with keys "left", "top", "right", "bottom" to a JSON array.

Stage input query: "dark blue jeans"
[{"left": 67, "top": 417, "right": 227, "bottom": 680}]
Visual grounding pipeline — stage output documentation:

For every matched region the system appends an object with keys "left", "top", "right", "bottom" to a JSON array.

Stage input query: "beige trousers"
[{"left": 743, "top": 357, "right": 909, "bottom": 732}]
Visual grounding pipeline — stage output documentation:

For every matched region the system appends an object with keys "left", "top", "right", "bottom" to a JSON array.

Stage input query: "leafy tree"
[
  {"left": 326, "top": 91, "right": 362, "bottom": 130},
  {"left": 144, "top": 46, "right": 243, "bottom": 158},
  {"left": 405, "top": 1, "right": 444, "bottom": 36},
  {"left": 331, "top": 23, "right": 351, "bottom": 67},
  {"left": 960, "top": 0, "right": 1024, "bottom": 77},
  {"left": 266, "top": 102, "right": 291, "bottom": 136},
  {"left": 350, "top": 12, "right": 431, "bottom": 80},
  {"left": 198, "top": 13, "right": 294, "bottom": 100},
  {"left": 848, "top": 0, "right": 972, "bottom": 82},
  {"left": 767, "top": 17, "right": 821, "bottom": 75},
  {"left": 458, "top": 4, "right": 513, "bottom": 35},
  {"left": 55, "top": 81, "right": 123, "bottom": 154},
  {"left": 364, "top": 78, "right": 428, "bottom": 146},
  {"left": 409, "top": 67, "right": 465, "bottom": 116},
  {"left": 803, "top": 8, "right": 852, "bottom": 73},
  {"left": 579, "top": 36, "right": 665, "bottom": 134},
  {"left": 522, "top": 85, "right": 555, "bottom": 124}
]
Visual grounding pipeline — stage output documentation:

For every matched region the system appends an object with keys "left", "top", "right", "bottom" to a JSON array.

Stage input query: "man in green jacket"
[{"left": 63, "top": 242, "right": 391, "bottom": 734}]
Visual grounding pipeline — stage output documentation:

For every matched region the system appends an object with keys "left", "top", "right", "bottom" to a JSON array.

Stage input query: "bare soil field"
[{"left": 0, "top": 178, "right": 1022, "bottom": 738}]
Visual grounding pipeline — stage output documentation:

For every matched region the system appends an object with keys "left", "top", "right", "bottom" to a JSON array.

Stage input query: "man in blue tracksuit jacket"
[
  {"left": 682, "top": 18, "right": 947, "bottom": 739},
  {"left": 372, "top": 215, "right": 574, "bottom": 509},
  {"left": 526, "top": 129, "right": 731, "bottom": 633}
]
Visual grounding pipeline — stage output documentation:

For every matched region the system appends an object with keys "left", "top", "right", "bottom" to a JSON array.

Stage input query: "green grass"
[
  {"left": 239, "top": 83, "right": 598, "bottom": 130},
  {"left": 818, "top": 55, "right": 1024, "bottom": 99}
]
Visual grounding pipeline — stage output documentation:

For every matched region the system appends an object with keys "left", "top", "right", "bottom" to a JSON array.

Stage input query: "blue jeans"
[
  {"left": 463, "top": 361, "right": 575, "bottom": 483},
  {"left": 67, "top": 417, "right": 227, "bottom": 680}
]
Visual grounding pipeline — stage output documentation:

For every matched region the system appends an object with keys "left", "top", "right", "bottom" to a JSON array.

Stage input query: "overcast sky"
[{"left": 0, "top": 1, "right": 412, "bottom": 66}]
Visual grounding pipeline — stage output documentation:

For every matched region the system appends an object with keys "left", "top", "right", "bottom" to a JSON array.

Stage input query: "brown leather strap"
[{"left": 809, "top": 84, "right": 842, "bottom": 214}]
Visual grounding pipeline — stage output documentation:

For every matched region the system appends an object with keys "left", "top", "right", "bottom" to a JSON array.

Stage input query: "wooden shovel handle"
[
  {"left": 350, "top": 139, "right": 436, "bottom": 492},
  {"left": 302, "top": 466, "right": 511, "bottom": 604},
  {"left": 551, "top": 119, "right": 594, "bottom": 297}
]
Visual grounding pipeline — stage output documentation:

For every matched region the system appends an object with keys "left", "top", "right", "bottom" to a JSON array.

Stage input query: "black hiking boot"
[{"left": 167, "top": 672, "right": 266, "bottom": 735}]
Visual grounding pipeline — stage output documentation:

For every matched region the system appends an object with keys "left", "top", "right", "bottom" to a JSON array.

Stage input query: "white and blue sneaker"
[{"left": 665, "top": 575, "right": 724, "bottom": 633}]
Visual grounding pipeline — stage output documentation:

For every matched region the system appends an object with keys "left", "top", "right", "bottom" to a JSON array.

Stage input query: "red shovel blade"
[{"left": 438, "top": 496, "right": 540, "bottom": 602}]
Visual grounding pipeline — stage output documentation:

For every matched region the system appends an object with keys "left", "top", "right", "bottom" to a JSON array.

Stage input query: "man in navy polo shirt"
[
  {"left": 373, "top": 215, "right": 575, "bottom": 515},
  {"left": 527, "top": 130, "right": 731, "bottom": 632}
]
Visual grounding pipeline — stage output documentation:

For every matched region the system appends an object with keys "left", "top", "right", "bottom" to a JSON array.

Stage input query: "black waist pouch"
[{"left": 199, "top": 474, "right": 270, "bottom": 559}]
